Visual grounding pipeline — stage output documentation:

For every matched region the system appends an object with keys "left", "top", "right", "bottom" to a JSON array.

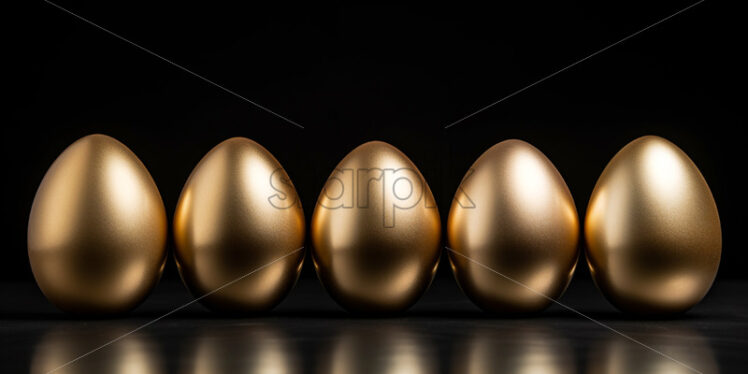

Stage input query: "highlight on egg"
[
  {"left": 447, "top": 139, "right": 579, "bottom": 313},
  {"left": 173, "top": 137, "right": 305, "bottom": 312},
  {"left": 311, "top": 141, "right": 441, "bottom": 313},
  {"left": 585, "top": 135, "right": 721, "bottom": 314},
  {"left": 28, "top": 134, "right": 168, "bottom": 314}
]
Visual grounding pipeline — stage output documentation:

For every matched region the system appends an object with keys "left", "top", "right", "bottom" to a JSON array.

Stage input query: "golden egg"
[
  {"left": 174, "top": 137, "right": 305, "bottom": 312},
  {"left": 585, "top": 135, "right": 721, "bottom": 314},
  {"left": 311, "top": 141, "right": 441, "bottom": 313},
  {"left": 28, "top": 134, "right": 167, "bottom": 314},
  {"left": 447, "top": 139, "right": 579, "bottom": 313}
]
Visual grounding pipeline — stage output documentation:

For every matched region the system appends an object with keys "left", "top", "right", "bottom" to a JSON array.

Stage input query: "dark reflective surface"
[
  {"left": 180, "top": 325, "right": 301, "bottom": 374},
  {"left": 319, "top": 324, "right": 437, "bottom": 374},
  {"left": 452, "top": 324, "right": 576, "bottom": 374},
  {"left": 2, "top": 276, "right": 746, "bottom": 374},
  {"left": 587, "top": 327, "right": 719, "bottom": 374},
  {"left": 29, "top": 326, "right": 164, "bottom": 374}
]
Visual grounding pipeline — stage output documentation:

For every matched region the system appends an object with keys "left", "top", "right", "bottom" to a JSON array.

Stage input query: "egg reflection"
[
  {"left": 182, "top": 325, "right": 299, "bottom": 374},
  {"left": 451, "top": 325, "right": 575, "bottom": 374},
  {"left": 318, "top": 325, "right": 437, "bottom": 374},
  {"left": 587, "top": 328, "right": 718, "bottom": 374},
  {"left": 30, "top": 325, "right": 163, "bottom": 374}
]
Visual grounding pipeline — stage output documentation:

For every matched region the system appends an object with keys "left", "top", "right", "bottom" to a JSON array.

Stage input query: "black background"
[{"left": 5, "top": 0, "right": 746, "bottom": 286}]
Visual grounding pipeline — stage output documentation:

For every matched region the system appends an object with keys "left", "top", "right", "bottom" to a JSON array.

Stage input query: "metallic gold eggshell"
[
  {"left": 174, "top": 137, "right": 305, "bottom": 312},
  {"left": 311, "top": 141, "right": 441, "bottom": 313},
  {"left": 447, "top": 139, "right": 579, "bottom": 313},
  {"left": 28, "top": 134, "right": 168, "bottom": 314},
  {"left": 585, "top": 135, "right": 721, "bottom": 314}
]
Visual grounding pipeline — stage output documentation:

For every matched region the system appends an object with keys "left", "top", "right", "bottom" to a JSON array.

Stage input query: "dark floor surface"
[{"left": 2, "top": 275, "right": 747, "bottom": 373}]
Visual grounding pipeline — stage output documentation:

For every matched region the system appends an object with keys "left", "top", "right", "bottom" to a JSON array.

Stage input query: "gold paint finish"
[
  {"left": 28, "top": 134, "right": 167, "bottom": 314},
  {"left": 311, "top": 141, "right": 441, "bottom": 312},
  {"left": 447, "top": 139, "right": 579, "bottom": 313},
  {"left": 174, "top": 137, "right": 305, "bottom": 312},
  {"left": 585, "top": 135, "right": 721, "bottom": 314}
]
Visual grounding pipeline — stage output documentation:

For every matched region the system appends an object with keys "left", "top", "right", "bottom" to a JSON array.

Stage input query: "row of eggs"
[{"left": 28, "top": 134, "right": 721, "bottom": 315}]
